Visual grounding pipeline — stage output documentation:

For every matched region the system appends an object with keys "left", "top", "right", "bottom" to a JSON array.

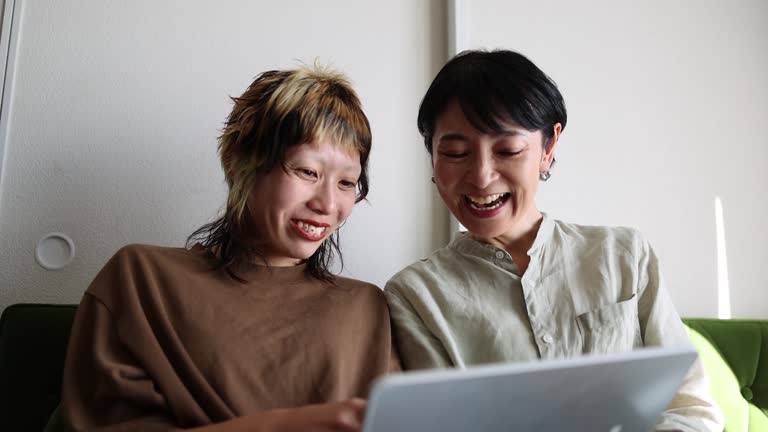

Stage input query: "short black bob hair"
[{"left": 417, "top": 49, "right": 567, "bottom": 155}]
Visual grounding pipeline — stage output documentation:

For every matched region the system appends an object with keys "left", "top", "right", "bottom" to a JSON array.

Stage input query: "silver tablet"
[{"left": 363, "top": 346, "right": 697, "bottom": 432}]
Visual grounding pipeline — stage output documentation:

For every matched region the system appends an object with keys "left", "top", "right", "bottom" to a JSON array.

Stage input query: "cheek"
[
  {"left": 337, "top": 195, "right": 357, "bottom": 220},
  {"left": 246, "top": 186, "right": 268, "bottom": 223},
  {"left": 433, "top": 162, "right": 460, "bottom": 187},
  {"left": 271, "top": 176, "right": 309, "bottom": 205},
  {"left": 505, "top": 158, "right": 540, "bottom": 186}
]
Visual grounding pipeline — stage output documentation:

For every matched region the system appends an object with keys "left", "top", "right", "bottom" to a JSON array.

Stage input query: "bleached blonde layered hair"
[{"left": 188, "top": 65, "right": 372, "bottom": 281}]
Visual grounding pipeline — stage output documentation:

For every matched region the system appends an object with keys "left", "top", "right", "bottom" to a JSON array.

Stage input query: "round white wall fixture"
[{"left": 35, "top": 232, "right": 76, "bottom": 270}]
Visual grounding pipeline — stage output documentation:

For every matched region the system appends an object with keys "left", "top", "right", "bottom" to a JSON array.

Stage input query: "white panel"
[
  {"left": 446, "top": 0, "right": 470, "bottom": 238},
  {"left": 0, "top": 0, "right": 448, "bottom": 310},
  {"left": 447, "top": 0, "right": 470, "bottom": 55},
  {"left": 0, "top": 0, "right": 18, "bottom": 210},
  {"left": 469, "top": 0, "right": 768, "bottom": 318}
]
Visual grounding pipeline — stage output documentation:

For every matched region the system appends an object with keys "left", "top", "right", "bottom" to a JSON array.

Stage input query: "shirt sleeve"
[
  {"left": 636, "top": 237, "right": 725, "bottom": 432},
  {"left": 60, "top": 293, "right": 179, "bottom": 432},
  {"left": 384, "top": 279, "right": 453, "bottom": 370}
]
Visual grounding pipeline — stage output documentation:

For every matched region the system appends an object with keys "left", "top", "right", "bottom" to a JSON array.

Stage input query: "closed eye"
[
  {"left": 296, "top": 168, "right": 318, "bottom": 179},
  {"left": 439, "top": 152, "right": 467, "bottom": 159},
  {"left": 497, "top": 149, "right": 523, "bottom": 157}
]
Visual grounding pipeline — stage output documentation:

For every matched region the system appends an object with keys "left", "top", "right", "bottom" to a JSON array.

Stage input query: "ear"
[{"left": 540, "top": 123, "right": 562, "bottom": 172}]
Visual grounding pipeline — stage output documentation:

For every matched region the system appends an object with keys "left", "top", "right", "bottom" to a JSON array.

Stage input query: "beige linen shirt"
[{"left": 385, "top": 214, "right": 723, "bottom": 432}]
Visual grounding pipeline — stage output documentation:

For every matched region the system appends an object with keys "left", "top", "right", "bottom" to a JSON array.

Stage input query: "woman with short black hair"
[{"left": 386, "top": 49, "right": 722, "bottom": 432}]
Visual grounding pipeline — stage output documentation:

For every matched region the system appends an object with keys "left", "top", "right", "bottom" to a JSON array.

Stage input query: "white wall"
[
  {"left": 0, "top": 0, "right": 449, "bottom": 311},
  {"left": 469, "top": 0, "right": 768, "bottom": 318},
  {"left": 3, "top": 1, "right": 765, "bottom": 319}
]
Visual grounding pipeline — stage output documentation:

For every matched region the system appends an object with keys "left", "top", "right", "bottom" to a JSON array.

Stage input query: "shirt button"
[
  {"left": 494, "top": 251, "right": 505, "bottom": 259},
  {"left": 542, "top": 334, "right": 554, "bottom": 344}
]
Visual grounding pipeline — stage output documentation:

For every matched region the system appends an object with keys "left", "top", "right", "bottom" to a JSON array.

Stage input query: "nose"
[
  {"left": 466, "top": 152, "right": 497, "bottom": 189},
  {"left": 307, "top": 180, "right": 336, "bottom": 215}
]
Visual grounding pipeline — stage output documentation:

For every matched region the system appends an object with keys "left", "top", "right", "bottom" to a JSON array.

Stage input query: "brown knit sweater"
[{"left": 60, "top": 244, "right": 400, "bottom": 431}]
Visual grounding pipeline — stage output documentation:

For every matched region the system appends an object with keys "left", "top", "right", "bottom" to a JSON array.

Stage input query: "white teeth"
[
  {"left": 296, "top": 221, "right": 327, "bottom": 237},
  {"left": 468, "top": 200, "right": 504, "bottom": 211},
  {"left": 467, "top": 193, "right": 506, "bottom": 205}
]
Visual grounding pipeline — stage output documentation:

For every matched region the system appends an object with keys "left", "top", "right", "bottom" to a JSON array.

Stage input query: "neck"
[
  {"left": 209, "top": 244, "right": 303, "bottom": 267},
  {"left": 469, "top": 208, "right": 543, "bottom": 257},
  {"left": 258, "top": 257, "right": 303, "bottom": 267}
]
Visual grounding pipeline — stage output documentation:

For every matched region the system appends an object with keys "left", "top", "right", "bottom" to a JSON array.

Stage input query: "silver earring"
[{"left": 540, "top": 158, "right": 555, "bottom": 181}]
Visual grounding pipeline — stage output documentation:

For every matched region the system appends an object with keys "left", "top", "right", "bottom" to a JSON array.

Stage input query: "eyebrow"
[
  {"left": 297, "top": 153, "right": 361, "bottom": 174},
  {"left": 498, "top": 130, "right": 527, "bottom": 137},
  {"left": 339, "top": 163, "right": 362, "bottom": 175},
  {"left": 438, "top": 133, "right": 470, "bottom": 142},
  {"left": 438, "top": 130, "right": 527, "bottom": 143}
]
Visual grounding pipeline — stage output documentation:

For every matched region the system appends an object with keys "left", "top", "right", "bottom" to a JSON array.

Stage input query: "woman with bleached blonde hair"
[{"left": 57, "top": 65, "right": 400, "bottom": 432}]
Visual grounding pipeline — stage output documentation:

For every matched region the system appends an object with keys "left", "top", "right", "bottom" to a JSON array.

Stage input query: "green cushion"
[
  {"left": 0, "top": 304, "right": 77, "bottom": 432},
  {"left": 43, "top": 405, "right": 64, "bottom": 432},
  {"left": 684, "top": 319, "right": 768, "bottom": 432},
  {"left": 686, "top": 325, "right": 748, "bottom": 431},
  {"left": 749, "top": 404, "right": 768, "bottom": 430}
]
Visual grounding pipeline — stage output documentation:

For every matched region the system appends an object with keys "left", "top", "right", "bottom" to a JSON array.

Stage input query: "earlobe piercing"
[{"left": 539, "top": 158, "right": 556, "bottom": 182}]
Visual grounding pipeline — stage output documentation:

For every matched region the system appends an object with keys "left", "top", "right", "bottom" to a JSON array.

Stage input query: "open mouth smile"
[
  {"left": 464, "top": 193, "right": 511, "bottom": 217},
  {"left": 290, "top": 219, "right": 330, "bottom": 241}
]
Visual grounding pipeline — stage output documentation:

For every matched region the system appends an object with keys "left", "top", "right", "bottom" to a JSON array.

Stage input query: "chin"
[
  {"left": 457, "top": 217, "right": 506, "bottom": 238},
  {"left": 464, "top": 226, "right": 505, "bottom": 239},
  {"left": 299, "top": 248, "right": 322, "bottom": 260}
]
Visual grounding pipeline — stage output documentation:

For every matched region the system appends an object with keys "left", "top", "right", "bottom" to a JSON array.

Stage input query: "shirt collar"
[
  {"left": 448, "top": 213, "right": 554, "bottom": 276},
  {"left": 529, "top": 212, "right": 554, "bottom": 256}
]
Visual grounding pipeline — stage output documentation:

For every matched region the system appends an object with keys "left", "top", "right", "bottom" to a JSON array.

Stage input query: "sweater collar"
[{"left": 192, "top": 243, "right": 311, "bottom": 284}]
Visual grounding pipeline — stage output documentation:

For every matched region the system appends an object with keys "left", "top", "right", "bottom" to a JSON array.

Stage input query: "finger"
[
  {"left": 345, "top": 398, "right": 367, "bottom": 413},
  {"left": 333, "top": 408, "right": 363, "bottom": 432},
  {"left": 330, "top": 400, "right": 367, "bottom": 432}
]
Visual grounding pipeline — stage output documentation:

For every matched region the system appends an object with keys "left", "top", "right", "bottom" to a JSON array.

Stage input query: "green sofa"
[
  {"left": 0, "top": 304, "right": 765, "bottom": 431},
  {"left": 685, "top": 319, "right": 768, "bottom": 431},
  {"left": 0, "top": 304, "right": 77, "bottom": 432}
]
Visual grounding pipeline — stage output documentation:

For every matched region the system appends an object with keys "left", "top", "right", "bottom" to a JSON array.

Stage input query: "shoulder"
[
  {"left": 332, "top": 275, "right": 383, "bottom": 298},
  {"left": 104, "top": 243, "right": 212, "bottom": 272},
  {"left": 327, "top": 275, "right": 390, "bottom": 314},
  {"left": 387, "top": 244, "right": 448, "bottom": 283},
  {"left": 551, "top": 219, "right": 648, "bottom": 258},
  {"left": 385, "top": 243, "right": 465, "bottom": 299},
  {"left": 110, "top": 242, "right": 202, "bottom": 262},
  {"left": 87, "top": 243, "right": 211, "bottom": 302}
]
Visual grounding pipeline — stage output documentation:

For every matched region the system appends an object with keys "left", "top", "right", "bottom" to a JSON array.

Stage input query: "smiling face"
[
  {"left": 246, "top": 139, "right": 361, "bottom": 266},
  {"left": 432, "top": 100, "right": 559, "bottom": 243}
]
